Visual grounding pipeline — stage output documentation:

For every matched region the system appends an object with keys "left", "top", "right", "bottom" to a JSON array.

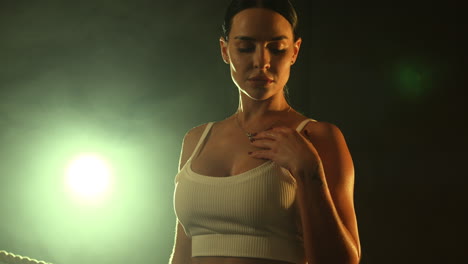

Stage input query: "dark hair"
[{"left": 221, "top": 0, "right": 299, "bottom": 41}]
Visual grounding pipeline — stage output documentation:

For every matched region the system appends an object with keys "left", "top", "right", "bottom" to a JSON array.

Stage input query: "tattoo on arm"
[
  {"left": 300, "top": 165, "right": 324, "bottom": 187},
  {"left": 303, "top": 129, "right": 324, "bottom": 187}
]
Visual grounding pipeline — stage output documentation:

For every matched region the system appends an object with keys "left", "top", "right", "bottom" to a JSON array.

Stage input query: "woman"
[{"left": 171, "top": 0, "right": 361, "bottom": 263}]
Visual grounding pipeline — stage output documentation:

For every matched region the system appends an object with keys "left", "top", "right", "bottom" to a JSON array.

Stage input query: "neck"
[
  {"left": 235, "top": 99, "right": 292, "bottom": 136},
  {"left": 237, "top": 95, "right": 290, "bottom": 122}
]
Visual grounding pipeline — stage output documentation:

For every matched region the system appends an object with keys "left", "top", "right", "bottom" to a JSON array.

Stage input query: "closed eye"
[
  {"left": 238, "top": 47, "right": 255, "bottom": 53},
  {"left": 270, "top": 48, "right": 286, "bottom": 54},
  {"left": 238, "top": 48, "right": 286, "bottom": 54}
]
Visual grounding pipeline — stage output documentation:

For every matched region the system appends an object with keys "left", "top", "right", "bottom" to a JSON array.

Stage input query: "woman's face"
[{"left": 220, "top": 8, "right": 301, "bottom": 101}]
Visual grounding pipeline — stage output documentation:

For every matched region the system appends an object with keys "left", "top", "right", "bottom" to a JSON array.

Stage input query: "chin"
[{"left": 245, "top": 90, "right": 277, "bottom": 101}]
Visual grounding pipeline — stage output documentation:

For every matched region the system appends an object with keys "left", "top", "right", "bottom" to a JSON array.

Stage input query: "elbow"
[
  {"left": 343, "top": 245, "right": 361, "bottom": 264},
  {"left": 336, "top": 253, "right": 360, "bottom": 264},
  {"left": 340, "top": 237, "right": 361, "bottom": 264},
  {"left": 343, "top": 248, "right": 361, "bottom": 264},
  {"left": 349, "top": 253, "right": 361, "bottom": 264}
]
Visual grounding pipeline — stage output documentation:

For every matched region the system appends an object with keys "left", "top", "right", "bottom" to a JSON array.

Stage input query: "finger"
[
  {"left": 270, "top": 126, "right": 293, "bottom": 133},
  {"left": 250, "top": 138, "right": 276, "bottom": 149},
  {"left": 254, "top": 130, "right": 280, "bottom": 140},
  {"left": 252, "top": 132, "right": 273, "bottom": 140},
  {"left": 248, "top": 149, "right": 274, "bottom": 160},
  {"left": 256, "top": 126, "right": 293, "bottom": 139}
]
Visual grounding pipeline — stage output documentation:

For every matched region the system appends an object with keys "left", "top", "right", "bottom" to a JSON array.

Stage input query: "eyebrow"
[{"left": 233, "top": 35, "right": 288, "bottom": 41}]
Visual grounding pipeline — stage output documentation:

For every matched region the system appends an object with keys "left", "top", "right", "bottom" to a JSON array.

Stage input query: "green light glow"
[
  {"left": 65, "top": 153, "right": 112, "bottom": 202},
  {"left": 395, "top": 62, "right": 432, "bottom": 101},
  {"left": 399, "top": 67, "right": 422, "bottom": 96}
]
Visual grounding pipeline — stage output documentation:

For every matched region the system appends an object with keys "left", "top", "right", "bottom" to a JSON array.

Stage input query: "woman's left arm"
[{"left": 250, "top": 122, "right": 361, "bottom": 264}]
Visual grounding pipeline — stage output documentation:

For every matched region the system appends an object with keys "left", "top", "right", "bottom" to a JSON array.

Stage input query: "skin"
[{"left": 170, "top": 8, "right": 361, "bottom": 264}]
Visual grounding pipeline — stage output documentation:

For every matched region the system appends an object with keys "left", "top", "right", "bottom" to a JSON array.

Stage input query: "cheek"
[
  {"left": 227, "top": 48, "right": 247, "bottom": 70},
  {"left": 230, "top": 56, "right": 250, "bottom": 74},
  {"left": 281, "top": 51, "right": 295, "bottom": 65},
  {"left": 273, "top": 56, "right": 292, "bottom": 74}
]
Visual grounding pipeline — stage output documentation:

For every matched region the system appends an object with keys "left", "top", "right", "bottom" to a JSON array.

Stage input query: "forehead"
[{"left": 230, "top": 8, "right": 293, "bottom": 40}]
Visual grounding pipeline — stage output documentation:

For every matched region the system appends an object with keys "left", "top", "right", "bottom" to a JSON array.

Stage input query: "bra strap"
[
  {"left": 295, "top": 118, "right": 317, "bottom": 132},
  {"left": 188, "top": 122, "right": 214, "bottom": 161}
]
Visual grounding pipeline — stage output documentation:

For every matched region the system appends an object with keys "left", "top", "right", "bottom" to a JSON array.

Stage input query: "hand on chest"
[{"left": 191, "top": 127, "right": 271, "bottom": 177}]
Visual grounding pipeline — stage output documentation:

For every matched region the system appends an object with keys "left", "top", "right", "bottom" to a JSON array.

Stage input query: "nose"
[{"left": 253, "top": 47, "right": 270, "bottom": 70}]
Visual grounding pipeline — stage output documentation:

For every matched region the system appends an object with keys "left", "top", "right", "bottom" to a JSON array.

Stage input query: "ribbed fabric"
[{"left": 174, "top": 119, "right": 315, "bottom": 264}]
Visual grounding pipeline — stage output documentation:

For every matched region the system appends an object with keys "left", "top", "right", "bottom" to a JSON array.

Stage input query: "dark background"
[{"left": 0, "top": 0, "right": 466, "bottom": 263}]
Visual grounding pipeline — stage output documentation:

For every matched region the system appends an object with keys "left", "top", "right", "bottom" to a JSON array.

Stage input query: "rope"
[{"left": 0, "top": 250, "right": 53, "bottom": 264}]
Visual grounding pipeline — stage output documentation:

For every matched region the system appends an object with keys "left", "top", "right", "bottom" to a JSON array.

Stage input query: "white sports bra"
[{"left": 174, "top": 119, "right": 316, "bottom": 263}]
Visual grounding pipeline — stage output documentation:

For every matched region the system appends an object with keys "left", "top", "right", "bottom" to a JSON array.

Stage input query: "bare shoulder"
[
  {"left": 301, "top": 120, "right": 354, "bottom": 184},
  {"left": 178, "top": 123, "right": 210, "bottom": 170},
  {"left": 302, "top": 120, "right": 346, "bottom": 144}
]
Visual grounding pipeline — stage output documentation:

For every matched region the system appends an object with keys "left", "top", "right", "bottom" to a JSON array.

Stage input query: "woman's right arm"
[
  {"left": 169, "top": 221, "right": 192, "bottom": 264},
  {"left": 169, "top": 124, "right": 207, "bottom": 264}
]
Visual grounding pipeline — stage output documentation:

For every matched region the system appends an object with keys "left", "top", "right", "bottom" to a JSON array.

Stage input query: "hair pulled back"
[{"left": 222, "top": 0, "right": 299, "bottom": 41}]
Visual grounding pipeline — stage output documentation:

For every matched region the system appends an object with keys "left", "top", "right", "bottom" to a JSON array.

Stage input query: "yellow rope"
[{"left": 0, "top": 250, "right": 52, "bottom": 264}]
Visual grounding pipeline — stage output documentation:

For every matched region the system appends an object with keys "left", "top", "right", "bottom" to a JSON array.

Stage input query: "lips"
[{"left": 248, "top": 76, "right": 274, "bottom": 83}]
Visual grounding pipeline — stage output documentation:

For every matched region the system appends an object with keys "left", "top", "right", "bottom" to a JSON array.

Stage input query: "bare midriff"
[{"left": 191, "top": 256, "right": 295, "bottom": 264}]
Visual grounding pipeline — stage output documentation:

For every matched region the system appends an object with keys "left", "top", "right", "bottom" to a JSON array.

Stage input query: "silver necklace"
[{"left": 235, "top": 107, "right": 291, "bottom": 141}]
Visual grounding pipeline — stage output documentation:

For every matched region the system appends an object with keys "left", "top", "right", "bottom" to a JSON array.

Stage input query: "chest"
[
  {"left": 191, "top": 128, "right": 267, "bottom": 177},
  {"left": 175, "top": 161, "right": 299, "bottom": 237}
]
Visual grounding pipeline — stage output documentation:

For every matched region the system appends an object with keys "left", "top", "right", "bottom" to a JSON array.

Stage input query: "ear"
[
  {"left": 291, "top": 37, "right": 302, "bottom": 65},
  {"left": 219, "top": 37, "right": 230, "bottom": 64}
]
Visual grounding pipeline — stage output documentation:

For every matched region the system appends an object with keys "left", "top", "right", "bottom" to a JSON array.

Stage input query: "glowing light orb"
[
  {"left": 66, "top": 154, "right": 112, "bottom": 201},
  {"left": 395, "top": 62, "right": 432, "bottom": 101}
]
